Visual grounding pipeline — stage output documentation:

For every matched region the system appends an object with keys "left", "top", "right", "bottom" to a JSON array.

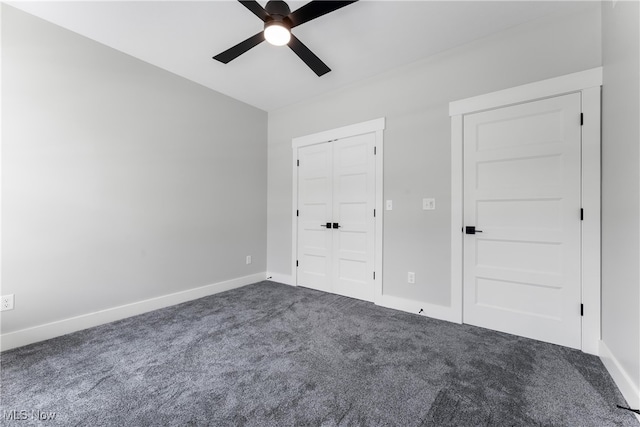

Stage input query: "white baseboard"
[
  {"left": 599, "top": 340, "right": 640, "bottom": 420},
  {"left": 377, "top": 294, "right": 462, "bottom": 324},
  {"left": 266, "top": 272, "right": 294, "bottom": 286},
  {"left": 0, "top": 272, "right": 266, "bottom": 352}
]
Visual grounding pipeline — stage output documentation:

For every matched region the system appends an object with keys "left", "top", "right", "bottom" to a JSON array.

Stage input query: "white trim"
[
  {"left": 449, "top": 115, "right": 464, "bottom": 324},
  {"left": 374, "top": 129, "right": 384, "bottom": 304},
  {"left": 600, "top": 340, "right": 640, "bottom": 417},
  {"left": 0, "top": 272, "right": 266, "bottom": 351},
  {"left": 449, "top": 114, "right": 469, "bottom": 328},
  {"left": 291, "top": 118, "right": 385, "bottom": 148},
  {"left": 449, "top": 68, "right": 603, "bottom": 354},
  {"left": 291, "top": 148, "right": 299, "bottom": 287},
  {"left": 378, "top": 294, "right": 461, "bottom": 324},
  {"left": 266, "top": 272, "right": 294, "bottom": 286},
  {"left": 449, "top": 68, "right": 603, "bottom": 116},
  {"left": 291, "top": 118, "right": 385, "bottom": 303},
  {"left": 0, "top": 4, "right": 4, "bottom": 339},
  {"left": 581, "top": 87, "right": 602, "bottom": 355}
]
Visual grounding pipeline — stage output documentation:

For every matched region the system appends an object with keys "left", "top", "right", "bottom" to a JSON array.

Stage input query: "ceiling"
[{"left": 8, "top": 1, "right": 598, "bottom": 111}]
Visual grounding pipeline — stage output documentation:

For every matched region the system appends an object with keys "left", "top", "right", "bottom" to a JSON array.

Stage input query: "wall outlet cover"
[{"left": 1, "top": 294, "right": 15, "bottom": 311}]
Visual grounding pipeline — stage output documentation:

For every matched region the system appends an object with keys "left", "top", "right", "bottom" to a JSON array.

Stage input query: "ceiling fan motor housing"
[{"left": 265, "top": 1, "right": 291, "bottom": 18}]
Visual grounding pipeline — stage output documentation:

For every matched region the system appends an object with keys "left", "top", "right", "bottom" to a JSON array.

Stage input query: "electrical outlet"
[
  {"left": 423, "top": 198, "right": 436, "bottom": 210},
  {"left": 1, "top": 294, "right": 14, "bottom": 311},
  {"left": 246, "top": 255, "right": 252, "bottom": 265},
  {"left": 408, "top": 272, "right": 415, "bottom": 284}
]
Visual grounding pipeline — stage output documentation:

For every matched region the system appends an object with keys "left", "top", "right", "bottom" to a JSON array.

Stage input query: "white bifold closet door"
[
  {"left": 463, "top": 92, "right": 582, "bottom": 349},
  {"left": 297, "top": 133, "right": 376, "bottom": 302}
]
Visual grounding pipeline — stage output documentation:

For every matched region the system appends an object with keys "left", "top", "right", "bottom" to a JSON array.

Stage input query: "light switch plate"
[
  {"left": 423, "top": 198, "right": 436, "bottom": 210},
  {"left": 386, "top": 200, "right": 393, "bottom": 210}
]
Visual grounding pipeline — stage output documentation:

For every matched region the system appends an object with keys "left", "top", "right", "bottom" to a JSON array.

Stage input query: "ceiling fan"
[{"left": 213, "top": 0, "right": 358, "bottom": 77}]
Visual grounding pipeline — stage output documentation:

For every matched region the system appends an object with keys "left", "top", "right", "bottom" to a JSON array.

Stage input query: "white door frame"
[
  {"left": 291, "top": 118, "right": 386, "bottom": 303},
  {"left": 449, "top": 68, "right": 602, "bottom": 354}
]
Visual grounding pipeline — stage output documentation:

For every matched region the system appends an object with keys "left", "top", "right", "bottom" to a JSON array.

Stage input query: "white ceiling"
[{"left": 8, "top": 1, "right": 597, "bottom": 111}]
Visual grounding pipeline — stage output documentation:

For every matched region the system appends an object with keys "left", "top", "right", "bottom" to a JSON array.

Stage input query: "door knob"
[{"left": 465, "top": 226, "right": 483, "bottom": 235}]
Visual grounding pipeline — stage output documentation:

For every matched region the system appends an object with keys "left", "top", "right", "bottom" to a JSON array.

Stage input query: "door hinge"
[
  {"left": 296, "top": 260, "right": 299, "bottom": 267},
  {"left": 581, "top": 208, "right": 584, "bottom": 221},
  {"left": 373, "top": 271, "right": 376, "bottom": 280},
  {"left": 373, "top": 209, "right": 376, "bottom": 217},
  {"left": 374, "top": 146, "right": 377, "bottom": 155},
  {"left": 580, "top": 113, "right": 584, "bottom": 126},
  {"left": 297, "top": 210, "right": 299, "bottom": 217},
  {"left": 581, "top": 304, "right": 584, "bottom": 316},
  {"left": 297, "top": 159, "right": 300, "bottom": 167}
]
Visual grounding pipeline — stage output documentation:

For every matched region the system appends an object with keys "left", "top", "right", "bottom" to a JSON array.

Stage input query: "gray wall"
[
  {"left": 601, "top": 0, "right": 640, "bottom": 399},
  {"left": 1, "top": 5, "right": 267, "bottom": 333},
  {"left": 267, "top": 6, "right": 602, "bottom": 307}
]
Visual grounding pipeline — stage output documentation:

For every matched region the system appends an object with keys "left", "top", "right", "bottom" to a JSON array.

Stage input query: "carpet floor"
[{"left": 1, "top": 281, "right": 638, "bottom": 426}]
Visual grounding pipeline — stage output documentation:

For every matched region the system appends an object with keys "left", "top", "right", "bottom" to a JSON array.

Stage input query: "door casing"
[
  {"left": 449, "top": 67, "right": 602, "bottom": 354},
  {"left": 292, "top": 118, "right": 385, "bottom": 304}
]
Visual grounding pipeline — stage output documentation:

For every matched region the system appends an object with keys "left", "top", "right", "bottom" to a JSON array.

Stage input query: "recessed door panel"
[
  {"left": 475, "top": 277, "right": 562, "bottom": 320},
  {"left": 477, "top": 199, "right": 562, "bottom": 231},
  {"left": 476, "top": 154, "right": 564, "bottom": 190},
  {"left": 476, "top": 109, "right": 565, "bottom": 151},
  {"left": 476, "top": 240, "right": 563, "bottom": 274}
]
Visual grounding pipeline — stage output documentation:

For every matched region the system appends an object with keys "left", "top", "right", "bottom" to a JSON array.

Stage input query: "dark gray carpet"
[{"left": 1, "top": 281, "right": 637, "bottom": 426}]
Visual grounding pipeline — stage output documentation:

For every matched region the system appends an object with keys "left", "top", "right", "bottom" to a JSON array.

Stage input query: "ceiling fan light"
[{"left": 264, "top": 21, "right": 291, "bottom": 46}]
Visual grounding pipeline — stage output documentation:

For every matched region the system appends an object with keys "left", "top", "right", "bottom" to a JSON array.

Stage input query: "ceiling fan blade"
[
  {"left": 288, "top": 1, "right": 358, "bottom": 28},
  {"left": 239, "top": 0, "right": 270, "bottom": 22},
  {"left": 288, "top": 34, "right": 331, "bottom": 77},
  {"left": 213, "top": 32, "right": 265, "bottom": 64}
]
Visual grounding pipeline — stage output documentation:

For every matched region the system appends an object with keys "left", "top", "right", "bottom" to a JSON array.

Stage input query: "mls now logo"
[{"left": 3, "top": 409, "right": 57, "bottom": 421}]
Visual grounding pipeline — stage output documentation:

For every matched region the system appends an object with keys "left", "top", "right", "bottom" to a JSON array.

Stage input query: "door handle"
[
  {"left": 465, "top": 226, "right": 483, "bottom": 235},
  {"left": 320, "top": 222, "right": 342, "bottom": 229}
]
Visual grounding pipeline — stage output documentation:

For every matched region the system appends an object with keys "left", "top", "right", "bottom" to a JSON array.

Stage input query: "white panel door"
[
  {"left": 297, "top": 133, "right": 376, "bottom": 302},
  {"left": 463, "top": 93, "right": 582, "bottom": 349},
  {"left": 297, "top": 143, "right": 333, "bottom": 293},
  {"left": 332, "top": 134, "right": 376, "bottom": 302}
]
